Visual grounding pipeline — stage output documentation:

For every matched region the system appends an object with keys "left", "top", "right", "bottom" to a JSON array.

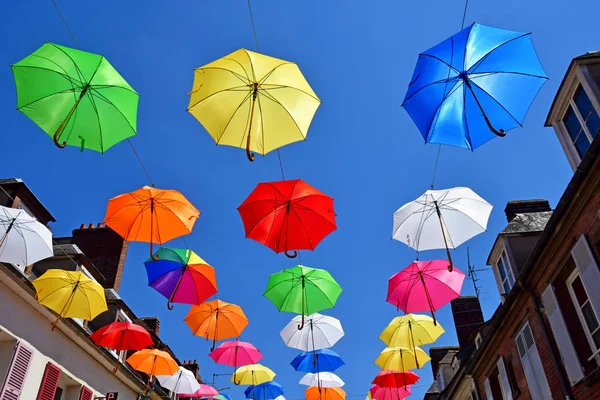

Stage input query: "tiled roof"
[
  {"left": 427, "top": 381, "right": 440, "bottom": 394},
  {"left": 52, "top": 243, "right": 83, "bottom": 256},
  {"left": 501, "top": 211, "right": 553, "bottom": 234},
  {"left": 439, "top": 350, "right": 458, "bottom": 364}
]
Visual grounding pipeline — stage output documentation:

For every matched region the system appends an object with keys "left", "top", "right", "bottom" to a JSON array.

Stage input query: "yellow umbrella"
[
  {"left": 32, "top": 270, "right": 107, "bottom": 331},
  {"left": 374, "top": 347, "right": 430, "bottom": 372},
  {"left": 187, "top": 48, "right": 321, "bottom": 162},
  {"left": 231, "top": 363, "right": 275, "bottom": 385}
]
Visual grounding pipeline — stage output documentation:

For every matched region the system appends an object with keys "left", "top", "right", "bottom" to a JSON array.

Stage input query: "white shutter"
[
  {"left": 515, "top": 323, "right": 552, "bottom": 400},
  {"left": 496, "top": 357, "right": 513, "bottom": 400},
  {"left": 483, "top": 378, "right": 493, "bottom": 400},
  {"left": 541, "top": 285, "right": 584, "bottom": 384},
  {"left": 492, "top": 264, "right": 506, "bottom": 299},
  {"left": 572, "top": 236, "right": 600, "bottom": 319}
]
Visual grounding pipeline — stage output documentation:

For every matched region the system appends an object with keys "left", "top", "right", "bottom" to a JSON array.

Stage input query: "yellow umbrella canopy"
[
  {"left": 187, "top": 48, "right": 321, "bottom": 161},
  {"left": 379, "top": 314, "right": 445, "bottom": 348},
  {"left": 231, "top": 363, "right": 275, "bottom": 385},
  {"left": 374, "top": 347, "right": 431, "bottom": 372},
  {"left": 32, "top": 270, "right": 107, "bottom": 331}
]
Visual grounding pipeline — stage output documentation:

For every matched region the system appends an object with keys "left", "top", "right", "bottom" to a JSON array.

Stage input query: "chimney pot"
[
  {"left": 80, "top": 223, "right": 87, "bottom": 229},
  {"left": 89, "top": 223, "right": 95, "bottom": 229}
]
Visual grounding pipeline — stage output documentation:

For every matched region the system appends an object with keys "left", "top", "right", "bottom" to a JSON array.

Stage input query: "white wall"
[{"left": 0, "top": 275, "right": 141, "bottom": 400}]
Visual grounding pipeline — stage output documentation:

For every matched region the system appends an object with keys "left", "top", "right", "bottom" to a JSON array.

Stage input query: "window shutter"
[
  {"left": 79, "top": 386, "right": 93, "bottom": 400},
  {"left": 541, "top": 285, "right": 584, "bottom": 384},
  {"left": 483, "top": 378, "right": 493, "bottom": 400},
  {"left": 496, "top": 357, "right": 513, "bottom": 400},
  {"left": 515, "top": 324, "right": 552, "bottom": 400},
  {"left": 572, "top": 235, "right": 600, "bottom": 319},
  {"left": 492, "top": 263, "right": 506, "bottom": 299},
  {"left": 36, "top": 362, "right": 61, "bottom": 400},
  {"left": 0, "top": 342, "right": 34, "bottom": 400}
]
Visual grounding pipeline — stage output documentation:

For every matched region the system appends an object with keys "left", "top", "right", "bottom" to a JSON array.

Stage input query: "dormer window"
[
  {"left": 562, "top": 85, "right": 600, "bottom": 158},
  {"left": 497, "top": 250, "right": 516, "bottom": 295}
]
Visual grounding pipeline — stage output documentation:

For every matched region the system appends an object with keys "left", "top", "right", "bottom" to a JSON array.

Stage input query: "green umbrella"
[
  {"left": 12, "top": 43, "right": 138, "bottom": 153},
  {"left": 264, "top": 265, "right": 342, "bottom": 330}
]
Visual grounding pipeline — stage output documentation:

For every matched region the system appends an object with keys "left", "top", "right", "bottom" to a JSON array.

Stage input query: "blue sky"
[{"left": 1, "top": 0, "right": 599, "bottom": 398}]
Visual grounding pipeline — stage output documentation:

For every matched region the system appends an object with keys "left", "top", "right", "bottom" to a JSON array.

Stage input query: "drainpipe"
[{"left": 524, "top": 285, "right": 573, "bottom": 399}]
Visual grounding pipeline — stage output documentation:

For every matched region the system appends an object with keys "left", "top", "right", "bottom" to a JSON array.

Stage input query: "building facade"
[{"left": 427, "top": 52, "right": 600, "bottom": 399}]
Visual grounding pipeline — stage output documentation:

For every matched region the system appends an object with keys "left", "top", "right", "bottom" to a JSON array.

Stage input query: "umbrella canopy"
[
  {"left": 184, "top": 300, "right": 249, "bottom": 350},
  {"left": 291, "top": 349, "right": 345, "bottom": 373},
  {"left": 127, "top": 349, "right": 178, "bottom": 381},
  {"left": 179, "top": 384, "right": 220, "bottom": 398},
  {"left": 105, "top": 186, "right": 200, "bottom": 259},
  {"left": 201, "top": 396, "right": 233, "bottom": 400},
  {"left": 210, "top": 340, "right": 263, "bottom": 367},
  {"left": 401, "top": 23, "right": 547, "bottom": 149},
  {"left": 375, "top": 347, "right": 430, "bottom": 372},
  {"left": 369, "top": 385, "right": 411, "bottom": 400},
  {"left": 187, "top": 48, "right": 320, "bottom": 161},
  {"left": 12, "top": 43, "right": 138, "bottom": 153},
  {"left": 305, "top": 387, "right": 345, "bottom": 400},
  {"left": 280, "top": 313, "right": 344, "bottom": 351},
  {"left": 144, "top": 247, "right": 217, "bottom": 310},
  {"left": 0, "top": 205, "right": 53, "bottom": 266},
  {"left": 387, "top": 260, "right": 465, "bottom": 325},
  {"left": 32, "top": 270, "right": 107, "bottom": 331},
  {"left": 244, "top": 382, "right": 284, "bottom": 400},
  {"left": 90, "top": 321, "right": 153, "bottom": 372},
  {"left": 231, "top": 364, "right": 275, "bottom": 386},
  {"left": 299, "top": 372, "right": 345, "bottom": 388},
  {"left": 238, "top": 179, "right": 336, "bottom": 258},
  {"left": 264, "top": 265, "right": 342, "bottom": 329},
  {"left": 372, "top": 371, "right": 419, "bottom": 389},
  {"left": 392, "top": 187, "right": 492, "bottom": 271},
  {"left": 156, "top": 367, "right": 202, "bottom": 395},
  {"left": 379, "top": 314, "right": 445, "bottom": 348}
]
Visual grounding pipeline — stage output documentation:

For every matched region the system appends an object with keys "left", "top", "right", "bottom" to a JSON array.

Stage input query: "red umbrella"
[
  {"left": 387, "top": 260, "right": 465, "bottom": 325},
  {"left": 90, "top": 322, "right": 153, "bottom": 372},
  {"left": 238, "top": 179, "right": 336, "bottom": 258},
  {"left": 372, "top": 370, "right": 419, "bottom": 390},
  {"left": 370, "top": 384, "right": 411, "bottom": 400}
]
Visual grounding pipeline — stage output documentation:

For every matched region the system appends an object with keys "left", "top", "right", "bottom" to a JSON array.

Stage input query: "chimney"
[
  {"left": 504, "top": 200, "right": 551, "bottom": 222},
  {"left": 451, "top": 296, "right": 484, "bottom": 349},
  {"left": 183, "top": 359, "right": 201, "bottom": 382},
  {"left": 140, "top": 317, "right": 160, "bottom": 336},
  {"left": 72, "top": 223, "right": 129, "bottom": 292}
]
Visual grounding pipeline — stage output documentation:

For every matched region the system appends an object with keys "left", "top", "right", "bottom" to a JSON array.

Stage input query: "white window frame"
[
  {"left": 496, "top": 249, "right": 516, "bottom": 295},
  {"left": 109, "top": 309, "right": 133, "bottom": 362},
  {"left": 566, "top": 268, "right": 600, "bottom": 364},
  {"left": 475, "top": 333, "right": 483, "bottom": 349},
  {"left": 560, "top": 86, "right": 598, "bottom": 156}
]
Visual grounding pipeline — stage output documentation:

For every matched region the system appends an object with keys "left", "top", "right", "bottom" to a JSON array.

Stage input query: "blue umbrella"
[
  {"left": 244, "top": 382, "right": 284, "bottom": 400},
  {"left": 291, "top": 349, "right": 345, "bottom": 373},
  {"left": 402, "top": 23, "right": 548, "bottom": 150}
]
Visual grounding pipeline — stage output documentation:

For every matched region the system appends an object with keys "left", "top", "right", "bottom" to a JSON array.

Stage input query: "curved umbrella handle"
[
  {"left": 463, "top": 78, "right": 506, "bottom": 137},
  {"left": 53, "top": 132, "right": 67, "bottom": 148},
  {"left": 285, "top": 250, "right": 298, "bottom": 259},
  {"left": 150, "top": 242, "right": 159, "bottom": 261},
  {"left": 297, "top": 313, "right": 305, "bottom": 330},
  {"left": 167, "top": 300, "right": 174, "bottom": 310},
  {"left": 246, "top": 136, "right": 255, "bottom": 162}
]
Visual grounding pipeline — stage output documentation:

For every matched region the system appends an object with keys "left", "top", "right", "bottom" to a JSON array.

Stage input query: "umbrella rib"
[
  {"left": 13, "top": 63, "right": 83, "bottom": 87},
  {"left": 401, "top": 77, "right": 459, "bottom": 106},
  {"left": 86, "top": 90, "right": 105, "bottom": 153},
  {"left": 15, "top": 88, "right": 84, "bottom": 111},
  {"left": 469, "top": 71, "right": 548, "bottom": 80},
  {"left": 49, "top": 43, "right": 88, "bottom": 83},
  {"left": 88, "top": 84, "right": 139, "bottom": 95},
  {"left": 257, "top": 62, "right": 291, "bottom": 83},
  {"left": 89, "top": 88, "right": 138, "bottom": 135},
  {"left": 289, "top": 203, "right": 337, "bottom": 231},
  {"left": 468, "top": 79, "right": 523, "bottom": 127},
  {"left": 466, "top": 32, "right": 532, "bottom": 73},
  {"left": 199, "top": 66, "right": 251, "bottom": 84},
  {"left": 425, "top": 80, "right": 464, "bottom": 142},
  {"left": 259, "top": 84, "right": 320, "bottom": 103},
  {"left": 187, "top": 85, "right": 251, "bottom": 112},
  {"left": 437, "top": 203, "right": 489, "bottom": 232},
  {"left": 216, "top": 91, "right": 253, "bottom": 145},
  {"left": 420, "top": 53, "right": 460, "bottom": 74},
  {"left": 286, "top": 205, "right": 316, "bottom": 250},
  {"left": 258, "top": 92, "right": 307, "bottom": 141}
]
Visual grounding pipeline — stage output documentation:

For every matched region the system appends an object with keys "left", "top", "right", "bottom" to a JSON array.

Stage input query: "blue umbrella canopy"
[
  {"left": 402, "top": 22, "right": 548, "bottom": 150},
  {"left": 244, "top": 382, "right": 284, "bottom": 400},
  {"left": 290, "top": 349, "right": 345, "bottom": 373}
]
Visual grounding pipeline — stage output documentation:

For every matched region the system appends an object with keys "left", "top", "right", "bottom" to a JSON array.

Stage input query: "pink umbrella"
[
  {"left": 209, "top": 340, "right": 263, "bottom": 382},
  {"left": 179, "top": 384, "right": 219, "bottom": 398},
  {"left": 386, "top": 260, "right": 465, "bottom": 325},
  {"left": 370, "top": 384, "right": 411, "bottom": 400}
]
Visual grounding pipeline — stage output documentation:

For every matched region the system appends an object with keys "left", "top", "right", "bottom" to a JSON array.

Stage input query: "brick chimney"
[
  {"left": 504, "top": 200, "right": 551, "bottom": 222},
  {"left": 182, "top": 359, "right": 201, "bottom": 382},
  {"left": 451, "top": 296, "right": 484, "bottom": 349},
  {"left": 140, "top": 317, "right": 160, "bottom": 336},
  {"left": 72, "top": 222, "right": 128, "bottom": 292}
]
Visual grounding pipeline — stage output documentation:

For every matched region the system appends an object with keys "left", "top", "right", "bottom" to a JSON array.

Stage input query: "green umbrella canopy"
[
  {"left": 12, "top": 43, "right": 138, "bottom": 153},
  {"left": 264, "top": 265, "right": 342, "bottom": 329}
]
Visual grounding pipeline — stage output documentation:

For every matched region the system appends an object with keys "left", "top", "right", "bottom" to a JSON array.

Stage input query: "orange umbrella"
[
  {"left": 127, "top": 349, "right": 178, "bottom": 389},
  {"left": 104, "top": 186, "right": 200, "bottom": 259},
  {"left": 306, "top": 387, "right": 346, "bottom": 400},
  {"left": 184, "top": 299, "right": 249, "bottom": 351}
]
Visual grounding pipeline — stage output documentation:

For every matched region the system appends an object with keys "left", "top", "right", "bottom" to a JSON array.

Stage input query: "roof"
[
  {"left": 439, "top": 350, "right": 459, "bottom": 365},
  {"left": 52, "top": 243, "right": 83, "bottom": 256},
  {"left": 0, "top": 178, "right": 56, "bottom": 222},
  {"left": 427, "top": 381, "right": 440, "bottom": 394},
  {"left": 500, "top": 211, "right": 553, "bottom": 234}
]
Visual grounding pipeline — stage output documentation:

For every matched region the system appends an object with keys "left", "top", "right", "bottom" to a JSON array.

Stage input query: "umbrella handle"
[
  {"left": 51, "top": 315, "right": 60, "bottom": 331},
  {"left": 246, "top": 136, "right": 255, "bottom": 162},
  {"left": 53, "top": 84, "right": 90, "bottom": 149},
  {"left": 246, "top": 85, "right": 258, "bottom": 162},
  {"left": 285, "top": 250, "right": 297, "bottom": 258},
  {"left": 53, "top": 132, "right": 67, "bottom": 148},
  {"left": 463, "top": 78, "right": 506, "bottom": 137},
  {"left": 297, "top": 313, "right": 305, "bottom": 330}
]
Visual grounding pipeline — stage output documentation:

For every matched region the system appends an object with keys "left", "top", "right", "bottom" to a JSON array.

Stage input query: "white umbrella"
[
  {"left": 392, "top": 187, "right": 492, "bottom": 271},
  {"left": 299, "top": 372, "right": 345, "bottom": 388},
  {"left": 280, "top": 313, "right": 344, "bottom": 351},
  {"left": 274, "top": 397, "right": 286, "bottom": 400},
  {"left": 0, "top": 206, "right": 53, "bottom": 266},
  {"left": 157, "top": 367, "right": 201, "bottom": 396}
]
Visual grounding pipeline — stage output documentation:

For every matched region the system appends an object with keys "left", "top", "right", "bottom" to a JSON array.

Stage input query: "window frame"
[
  {"left": 566, "top": 268, "right": 600, "bottom": 363},
  {"left": 495, "top": 249, "right": 516, "bottom": 295},
  {"left": 560, "top": 85, "right": 599, "bottom": 157}
]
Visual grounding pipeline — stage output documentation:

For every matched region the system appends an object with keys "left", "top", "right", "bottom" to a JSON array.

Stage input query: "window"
[
  {"left": 515, "top": 322, "right": 552, "bottom": 400},
  {"left": 567, "top": 271, "right": 600, "bottom": 353},
  {"left": 562, "top": 85, "right": 600, "bottom": 158},
  {"left": 53, "top": 386, "right": 63, "bottom": 400},
  {"left": 496, "top": 251, "right": 515, "bottom": 294},
  {"left": 475, "top": 333, "right": 483, "bottom": 349}
]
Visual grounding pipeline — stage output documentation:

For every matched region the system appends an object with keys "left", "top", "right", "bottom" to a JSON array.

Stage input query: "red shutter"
[
  {"left": 0, "top": 342, "right": 34, "bottom": 400},
  {"left": 36, "top": 362, "right": 61, "bottom": 400},
  {"left": 79, "top": 386, "right": 93, "bottom": 400}
]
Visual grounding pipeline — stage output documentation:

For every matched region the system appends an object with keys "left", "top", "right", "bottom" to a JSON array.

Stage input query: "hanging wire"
[
  {"left": 461, "top": 0, "right": 470, "bottom": 29},
  {"left": 50, "top": 0, "right": 155, "bottom": 188}
]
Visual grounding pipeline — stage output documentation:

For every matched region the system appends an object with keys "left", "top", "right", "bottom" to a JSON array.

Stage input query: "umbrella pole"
[
  {"left": 311, "top": 320, "right": 317, "bottom": 366},
  {"left": 113, "top": 330, "right": 126, "bottom": 373},
  {"left": 149, "top": 199, "right": 160, "bottom": 261},
  {"left": 408, "top": 321, "right": 419, "bottom": 370},
  {"left": 51, "top": 281, "right": 79, "bottom": 331},
  {"left": 53, "top": 84, "right": 90, "bottom": 148},
  {"left": 211, "top": 309, "right": 219, "bottom": 351},
  {"left": 0, "top": 218, "right": 16, "bottom": 248},
  {"left": 433, "top": 201, "right": 454, "bottom": 272},
  {"left": 246, "top": 84, "right": 258, "bottom": 162},
  {"left": 284, "top": 201, "right": 297, "bottom": 258},
  {"left": 418, "top": 272, "right": 437, "bottom": 326},
  {"left": 298, "top": 278, "right": 306, "bottom": 330},
  {"left": 462, "top": 78, "right": 506, "bottom": 137},
  {"left": 167, "top": 266, "right": 186, "bottom": 310}
]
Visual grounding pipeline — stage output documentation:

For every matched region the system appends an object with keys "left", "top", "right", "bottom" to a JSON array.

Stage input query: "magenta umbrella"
[
  {"left": 209, "top": 340, "right": 263, "bottom": 382},
  {"left": 179, "top": 384, "right": 219, "bottom": 398},
  {"left": 370, "top": 384, "right": 411, "bottom": 400},
  {"left": 386, "top": 260, "right": 465, "bottom": 325}
]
